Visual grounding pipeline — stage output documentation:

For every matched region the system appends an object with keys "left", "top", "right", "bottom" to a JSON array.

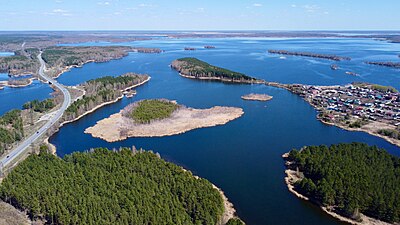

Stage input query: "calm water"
[
  {"left": 48, "top": 38, "right": 400, "bottom": 225},
  {"left": 0, "top": 80, "right": 53, "bottom": 115}
]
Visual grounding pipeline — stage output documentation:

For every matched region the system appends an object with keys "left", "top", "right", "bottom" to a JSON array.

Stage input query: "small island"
[
  {"left": 283, "top": 143, "right": 399, "bottom": 225},
  {"left": 171, "top": 57, "right": 264, "bottom": 84},
  {"left": 0, "top": 148, "right": 242, "bottom": 225},
  {"left": 241, "top": 93, "right": 273, "bottom": 101},
  {"left": 184, "top": 47, "right": 196, "bottom": 51},
  {"left": 85, "top": 99, "right": 244, "bottom": 142},
  {"left": 204, "top": 45, "right": 216, "bottom": 49},
  {"left": 268, "top": 50, "right": 351, "bottom": 61},
  {"left": 365, "top": 61, "right": 400, "bottom": 68}
]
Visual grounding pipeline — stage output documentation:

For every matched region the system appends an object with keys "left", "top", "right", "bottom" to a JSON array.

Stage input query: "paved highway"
[{"left": 0, "top": 52, "right": 71, "bottom": 168}]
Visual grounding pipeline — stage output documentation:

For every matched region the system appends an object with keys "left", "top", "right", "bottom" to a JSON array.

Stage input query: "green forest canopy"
[
  {"left": 176, "top": 57, "right": 256, "bottom": 81},
  {"left": 287, "top": 143, "right": 400, "bottom": 223},
  {"left": 23, "top": 99, "right": 55, "bottom": 113},
  {"left": 0, "top": 148, "right": 225, "bottom": 225},
  {"left": 130, "top": 99, "right": 179, "bottom": 124}
]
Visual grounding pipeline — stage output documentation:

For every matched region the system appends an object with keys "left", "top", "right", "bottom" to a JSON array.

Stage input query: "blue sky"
[{"left": 0, "top": 0, "right": 399, "bottom": 30}]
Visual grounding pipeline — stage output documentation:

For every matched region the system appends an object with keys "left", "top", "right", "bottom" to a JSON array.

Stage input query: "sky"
[{"left": 0, "top": 0, "right": 399, "bottom": 31}]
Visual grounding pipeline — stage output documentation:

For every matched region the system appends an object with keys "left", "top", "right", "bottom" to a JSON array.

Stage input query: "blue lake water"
[
  {"left": 44, "top": 38, "right": 400, "bottom": 224},
  {"left": 0, "top": 52, "right": 14, "bottom": 57},
  {"left": 0, "top": 81, "right": 53, "bottom": 115}
]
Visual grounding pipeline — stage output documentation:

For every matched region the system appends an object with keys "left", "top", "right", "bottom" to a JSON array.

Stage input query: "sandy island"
[
  {"left": 241, "top": 93, "right": 273, "bottom": 101},
  {"left": 282, "top": 153, "right": 393, "bottom": 225},
  {"left": 85, "top": 105, "right": 244, "bottom": 142}
]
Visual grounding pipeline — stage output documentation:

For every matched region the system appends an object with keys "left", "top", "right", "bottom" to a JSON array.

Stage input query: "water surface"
[{"left": 50, "top": 38, "right": 400, "bottom": 225}]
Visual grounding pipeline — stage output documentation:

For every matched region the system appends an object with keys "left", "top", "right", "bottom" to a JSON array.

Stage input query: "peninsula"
[
  {"left": 281, "top": 82, "right": 400, "bottom": 147},
  {"left": 171, "top": 57, "right": 264, "bottom": 84},
  {"left": 268, "top": 50, "right": 351, "bottom": 61},
  {"left": 241, "top": 93, "right": 273, "bottom": 101},
  {"left": 283, "top": 143, "right": 399, "bottom": 225},
  {"left": 85, "top": 99, "right": 244, "bottom": 142},
  {"left": 61, "top": 73, "right": 150, "bottom": 125},
  {"left": 0, "top": 147, "right": 242, "bottom": 225}
]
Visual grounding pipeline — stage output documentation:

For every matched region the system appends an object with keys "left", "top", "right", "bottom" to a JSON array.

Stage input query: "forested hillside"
[
  {"left": 0, "top": 148, "right": 225, "bottom": 225},
  {"left": 287, "top": 143, "right": 400, "bottom": 223},
  {"left": 0, "top": 110, "right": 24, "bottom": 156},
  {"left": 171, "top": 57, "right": 259, "bottom": 82},
  {"left": 63, "top": 73, "right": 149, "bottom": 122}
]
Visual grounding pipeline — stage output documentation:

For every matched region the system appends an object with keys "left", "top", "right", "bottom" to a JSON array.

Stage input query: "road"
[{"left": 0, "top": 52, "right": 71, "bottom": 168}]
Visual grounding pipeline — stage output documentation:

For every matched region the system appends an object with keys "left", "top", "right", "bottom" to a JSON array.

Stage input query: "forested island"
[
  {"left": 62, "top": 73, "right": 150, "bottom": 124},
  {"left": 171, "top": 57, "right": 263, "bottom": 83},
  {"left": 85, "top": 99, "right": 244, "bottom": 142},
  {"left": 283, "top": 143, "right": 400, "bottom": 224},
  {"left": 0, "top": 148, "right": 242, "bottom": 224},
  {"left": 365, "top": 61, "right": 400, "bottom": 68},
  {"left": 268, "top": 50, "right": 351, "bottom": 61}
]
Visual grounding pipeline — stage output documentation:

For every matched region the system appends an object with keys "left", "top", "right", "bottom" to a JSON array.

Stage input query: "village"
[{"left": 286, "top": 83, "right": 400, "bottom": 128}]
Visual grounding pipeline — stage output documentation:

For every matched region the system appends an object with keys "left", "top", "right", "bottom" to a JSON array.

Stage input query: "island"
[
  {"left": 204, "top": 45, "right": 216, "bottom": 49},
  {"left": 85, "top": 99, "right": 244, "bottom": 142},
  {"left": 61, "top": 73, "right": 150, "bottom": 125},
  {"left": 365, "top": 61, "right": 400, "bottom": 68},
  {"left": 184, "top": 47, "right": 196, "bottom": 51},
  {"left": 283, "top": 143, "right": 400, "bottom": 225},
  {"left": 0, "top": 147, "right": 243, "bottom": 225},
  {"left": 281, "top": 82, "right": 400, "bottom": 147},
  {"left": 268, "top": 50, "right": 351, "bottom": 61},
  {"left": 241, "top": 93, "right": 273, "bottom": 101},
  {"left": 171, "top": 57, "right": 264, "bottom": 84}
]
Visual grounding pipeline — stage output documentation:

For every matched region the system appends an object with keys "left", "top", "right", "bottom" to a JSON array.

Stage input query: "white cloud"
[
  {"left": 138, "top": 3, "right": 157, "bottom": 7},
  {"left": 253, "top": 3, "right": 262, "bottom": 7},
  {"left": 303, "top": 5, "right": 320, "bottom": 13},
  {"left": 97, "top": 1, "right": 110, "bottom": 5},
  {"left": 291, "top": 4, "right": 297, "bottom": 8},
  {"left": 55, "top": 0, "right": 62, "bottom": 3},
  {"left": 53, "top": 9, "right": 68, "bottom": 13}
]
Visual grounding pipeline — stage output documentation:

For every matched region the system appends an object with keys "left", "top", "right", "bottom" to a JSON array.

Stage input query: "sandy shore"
[
  {"left": 241, "top": 93, "right": 273, "bottom": 101},
  {"left": 282, "top": 153, "right": 393, "bottom": 225},
  {"left": 85, "top": 105, "right": 244, "bottom": 142}
]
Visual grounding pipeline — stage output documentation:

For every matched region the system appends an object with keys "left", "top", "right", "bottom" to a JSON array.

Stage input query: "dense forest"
[
  {"left": 23, "top": 99, "right": 55, "bottom": 113},
  {"left": 287, "top": 143, "right": 400, "bottom": 223},
  {"left": 0, "top": 148, "right": 225, "bottom": 225},
  {"left": 171, "top": 57, "right": 258, "bottom": 82},
  {"left": 128, "top": 99, "right": 179, "bottom": 124},
  {"left": 42, "top": 46, "right": 134, "bottom": 68},
  {"left": 64, "top": 73, "right": 149, "bottom": 122},
  {"left": 0, "top": 110, "right": 24, "bottom": 156}
]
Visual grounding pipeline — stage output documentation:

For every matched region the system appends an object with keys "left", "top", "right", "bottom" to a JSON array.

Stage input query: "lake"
[{"left": 37, "top": 37, "right": 400, "bottom": 224}]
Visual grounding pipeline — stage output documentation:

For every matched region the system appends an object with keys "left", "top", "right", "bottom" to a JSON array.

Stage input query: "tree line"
[{"left": 23, "top": 99, "right": 55, "bottom": 113}]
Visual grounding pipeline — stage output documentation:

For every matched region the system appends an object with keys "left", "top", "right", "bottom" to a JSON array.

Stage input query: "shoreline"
[
  {"left": 179, "top": 72, "right": 265, "bottom": 84},
  {"left": 282, "top": 153, "right": 393, "bottom": 225},
  {"left": 317, "top": 117, "right": 400, "bottom": 148},
  {"left": 183, "top": 169, "right": 237, "bottom": 225},
  {"left": 0, "top": 77, "right": 36, "bottom": 89},
  {"left": 59, "top": 76, "right": 150, "bottom": 127},
  {"left": 85, "top": 105, "right": 244, "bottom": 142}
]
